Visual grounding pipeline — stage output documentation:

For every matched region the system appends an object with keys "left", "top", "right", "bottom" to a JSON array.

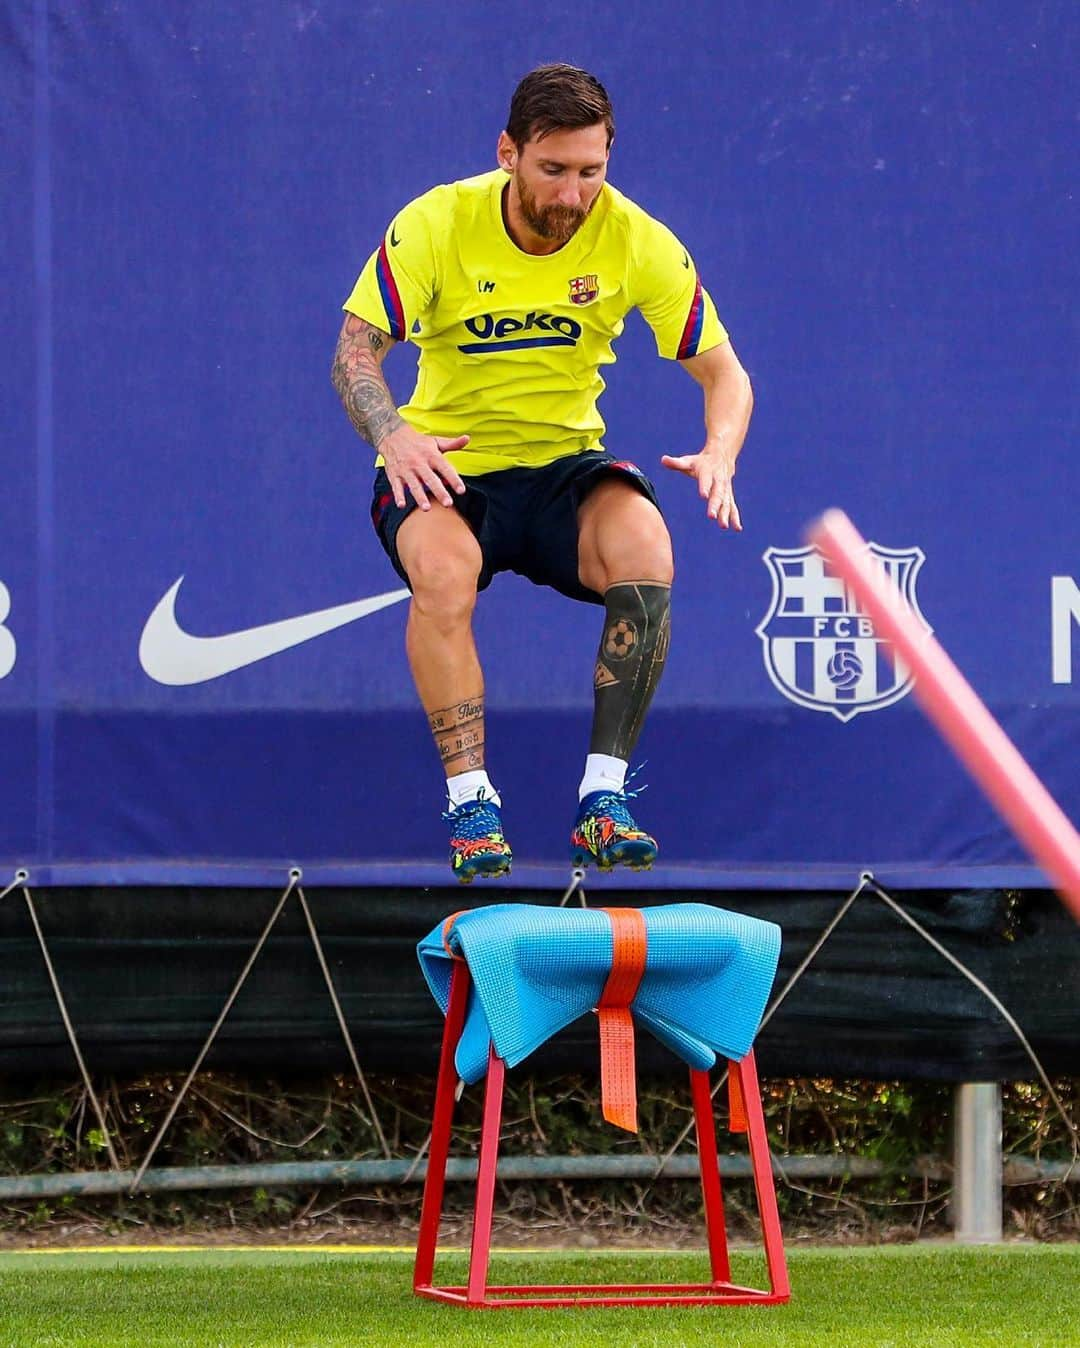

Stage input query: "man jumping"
[{"left": 332, "top": 64, "right": 752, "bottom": 882}]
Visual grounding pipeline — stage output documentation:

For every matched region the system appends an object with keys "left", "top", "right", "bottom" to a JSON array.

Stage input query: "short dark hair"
[{"left": 506, "top": 64, "right": 615, "bottom": 150}]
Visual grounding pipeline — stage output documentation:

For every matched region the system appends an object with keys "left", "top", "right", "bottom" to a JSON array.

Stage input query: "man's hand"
[
  {"left": 379, "top": 425, "right": 470, "bottom": 511},
  {"left": 661, "top": 447, "right": 742, "bottom": 530},
  {"left": 672, "top": 340, "right": 753, "bottom": 531}
]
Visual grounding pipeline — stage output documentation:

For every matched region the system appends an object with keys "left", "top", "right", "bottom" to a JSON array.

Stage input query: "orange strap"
[
  {"left": 597, "top": 908, "right": 648, "bottom": 1133},
  {"left": 728, "top": 1062, "right": 748, "bottom": 1133},
  {"left": 440, "top": 910, "right": 469, "bottom": 959}
]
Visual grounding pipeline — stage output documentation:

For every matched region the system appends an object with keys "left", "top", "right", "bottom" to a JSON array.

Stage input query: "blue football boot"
[
  {"left": 444, "top": 790, "right": 513, "bottom": 884},
  {"left": 570, "top": 782, "right": 657, "bottom": 872}
]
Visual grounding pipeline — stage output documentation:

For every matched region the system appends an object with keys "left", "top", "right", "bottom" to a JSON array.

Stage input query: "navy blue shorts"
[{"left": 370, "top": 450, "right": 662, "bottom": 605}]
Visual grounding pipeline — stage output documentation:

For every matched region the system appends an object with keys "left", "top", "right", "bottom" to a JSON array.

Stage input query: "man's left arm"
[{"left": 661, "top": 341, "right": 753, "bottom": 530}]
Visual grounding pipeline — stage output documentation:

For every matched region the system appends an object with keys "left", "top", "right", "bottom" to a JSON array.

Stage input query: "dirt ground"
[{"left": 3, "top": 1203, "right": 1063, "bottom": 1251}]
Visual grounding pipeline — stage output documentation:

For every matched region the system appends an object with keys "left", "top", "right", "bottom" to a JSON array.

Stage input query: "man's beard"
[{"left": 516, "top": 173, "right": 591, "bottom": 243}]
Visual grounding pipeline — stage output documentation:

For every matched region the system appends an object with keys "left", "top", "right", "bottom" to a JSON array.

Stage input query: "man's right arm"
[
  {"left": 330, "top": 312, "right": 406, "bottom": 447},
  {"left": 330, "top": 313, "right": 468, "bottom": 510}
]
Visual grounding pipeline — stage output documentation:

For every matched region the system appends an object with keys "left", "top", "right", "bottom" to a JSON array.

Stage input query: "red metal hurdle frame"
[{"left": 413, "top": 960, "right": 790, "bottom": 1309}]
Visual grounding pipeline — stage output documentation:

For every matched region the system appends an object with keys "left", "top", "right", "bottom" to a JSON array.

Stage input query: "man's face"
[{"left": 499, "top": 123, "right": 610, "bottom": 245}]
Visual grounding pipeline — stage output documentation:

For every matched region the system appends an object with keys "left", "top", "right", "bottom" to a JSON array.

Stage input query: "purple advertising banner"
[{"left": 2, "top": 2, "right": 1077, "bottom": 888}]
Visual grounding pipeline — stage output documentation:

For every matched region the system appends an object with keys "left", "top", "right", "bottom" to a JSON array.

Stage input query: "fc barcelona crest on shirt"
[
  {"left": 568, "top": 274, "right": 599, "bottom": 305},
  {"left": 756, "top": 542, "right": 932, "bottom": 722}
]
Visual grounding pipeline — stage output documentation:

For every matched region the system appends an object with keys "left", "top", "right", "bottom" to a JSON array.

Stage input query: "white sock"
[
  {"left": 578, "top": 753, "right": 627, "bottom": 801},
  {"left": 446, "top": 768, "right": 501, "bottom": 809}
]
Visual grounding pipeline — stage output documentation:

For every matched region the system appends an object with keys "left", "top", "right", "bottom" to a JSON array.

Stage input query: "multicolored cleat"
[
  {"left": 570, "top": 787, "right": 658, "bottom": 871},
  {"left": 444, "top": 791, "right": 513, "bottom": 884}
]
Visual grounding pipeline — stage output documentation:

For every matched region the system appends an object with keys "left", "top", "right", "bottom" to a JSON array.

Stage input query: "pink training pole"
[{"left": 807, "top": 508, "right": 1080, "bottom": 924}]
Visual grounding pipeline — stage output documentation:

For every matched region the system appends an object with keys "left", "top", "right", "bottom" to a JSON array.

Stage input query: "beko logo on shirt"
[{"left": 458, "top": 310, "right": 582, "bottom": 353}]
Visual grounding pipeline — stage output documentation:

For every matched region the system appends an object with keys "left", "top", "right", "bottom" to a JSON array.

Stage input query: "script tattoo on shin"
[
  {"left": 590, "top": 582, "right": 672, "bottom": 759},
  {"left": 429, "top": 695, "right": 485, "bottom": 772},
  {"left": 330, "top": 314, "right": 405, "bottom": 447}
]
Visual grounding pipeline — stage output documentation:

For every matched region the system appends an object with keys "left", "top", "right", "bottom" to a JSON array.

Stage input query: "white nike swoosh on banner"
[{"left": 139, "top": 577, "right": 410, "bottom": 685}]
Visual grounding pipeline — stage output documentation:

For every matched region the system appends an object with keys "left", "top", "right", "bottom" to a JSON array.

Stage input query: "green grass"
[{"left": 0, "top": 1245, "right": 1076, "bottom": 1347}]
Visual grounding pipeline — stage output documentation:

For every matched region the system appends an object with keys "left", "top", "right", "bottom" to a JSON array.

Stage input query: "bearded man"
[{"left": 332, "top": 63, "right": 752, "bottom": 882}]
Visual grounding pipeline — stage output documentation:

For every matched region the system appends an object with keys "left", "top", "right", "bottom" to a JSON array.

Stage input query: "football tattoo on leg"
[{"left": 590, "top": 582, "right": 672, "bottom": 759}]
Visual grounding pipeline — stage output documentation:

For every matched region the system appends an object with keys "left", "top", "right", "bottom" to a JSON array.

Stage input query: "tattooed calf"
[{"left": 428, "top": 695, "right": 485, "bottom": 771}]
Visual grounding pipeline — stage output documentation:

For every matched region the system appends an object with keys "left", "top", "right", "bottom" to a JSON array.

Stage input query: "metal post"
[{"left": 953, "top": 1082, "right": 1002, "bottom": 1243}]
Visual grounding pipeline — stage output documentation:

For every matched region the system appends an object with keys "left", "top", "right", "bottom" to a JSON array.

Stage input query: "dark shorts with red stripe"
[{"left": 370, "top": 450, "right": 662, "bottom": 605}]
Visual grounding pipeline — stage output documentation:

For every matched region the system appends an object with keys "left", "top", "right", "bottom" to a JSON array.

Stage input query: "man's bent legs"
[
  {"left": 396, "top": 505, "right": 486, "bottom": 774},
  {"left": 573, "top": 478, "right": 673, "bottom": 869},
  {"left": 578, "top": 477, "right": 674, "bottom": 761},
  {"left": 395, "top": 505, "right": 510, "bottom": 881}
]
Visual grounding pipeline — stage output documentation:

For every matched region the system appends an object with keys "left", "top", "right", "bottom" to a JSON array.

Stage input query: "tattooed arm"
[
  {"left": 331, "top": 312, "right": 469, "bottom": 511},
  {"left": 330, "top": 312, "right": 404, "bottom": 444}
]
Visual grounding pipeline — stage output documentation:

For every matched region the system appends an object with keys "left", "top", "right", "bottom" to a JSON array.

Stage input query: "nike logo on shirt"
[{"left": 139, "top": 578, "right": 410, "bottom": 685}]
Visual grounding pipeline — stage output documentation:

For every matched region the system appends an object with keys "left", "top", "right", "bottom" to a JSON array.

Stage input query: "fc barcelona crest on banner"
[
  {"left": 756, "top": 542, "right": 932, "bottom": 722},
  {"left": 568, "top": 274, "right": 599, "bottom": 305}
]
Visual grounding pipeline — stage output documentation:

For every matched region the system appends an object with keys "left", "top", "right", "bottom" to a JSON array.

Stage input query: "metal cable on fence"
[
  {"left": 558, "top": 867, "right": 588, "bottom": 907},
  {"left": 754, "top": 875, "right": 873, "bottom": 1038},
  {"left": 641, "top": 873, "right": 1077, "bottom": 1207},
  {"left": 863, "top": 875, "right": 1079, "bottom": 1166},
  {"left": 294, "top": 881, "right": 391, "bottom": 1160},
  {"left": 1, "top": 870, "right": 30, "bottom": 904},
  {"left": 648, "top": 875, "right": 873, "bottom": 1181},
  {"left": 129, "top": 869, "right": 302, "bottom": 1192},
  {"left": 10, "top": 873, "right": 122, "bottom": 1172}
]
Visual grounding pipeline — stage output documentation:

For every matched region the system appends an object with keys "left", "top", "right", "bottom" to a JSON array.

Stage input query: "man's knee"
[{"left": 398, "top": 514, "right": 482, "bottom": 624}]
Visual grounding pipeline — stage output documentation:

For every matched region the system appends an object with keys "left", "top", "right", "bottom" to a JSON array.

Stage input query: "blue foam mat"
[{"left": 417, "top": 903, "right": 782, "bottom": 1084}]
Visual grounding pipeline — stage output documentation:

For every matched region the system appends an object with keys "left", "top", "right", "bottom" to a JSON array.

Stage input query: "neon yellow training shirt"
[{"left": 342, "top": 169, "right": 728, "bottom": 477}]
